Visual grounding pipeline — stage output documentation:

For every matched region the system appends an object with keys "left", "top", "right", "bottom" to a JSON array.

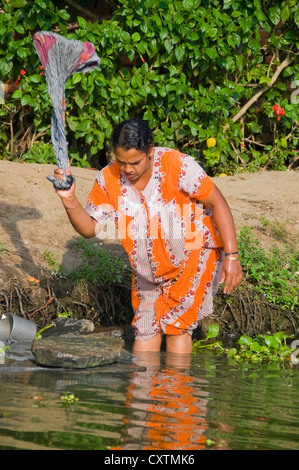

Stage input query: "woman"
[{"left": 53, "top": 119, "right": 242, "bottom": 354}]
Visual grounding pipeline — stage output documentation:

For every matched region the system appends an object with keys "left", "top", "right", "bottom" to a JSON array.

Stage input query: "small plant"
[
  {"left": 0, "top": 342, "right": 10, "bottom": 365},
  {"left": 60, "top": 392, "right": 79, "bottom": 405},
  {"left": 259, "top": 215, "right": 288, "bottom": 241},
  {"left": 206, "top": 439, "right": 216, "bottom": 447},
  {"left": 0, "top": 241, "right": 9, "bottom": 254},
  {"left": 192, "top": 324, "right": 224, "bottom": 354},
  {"left": 237, "top": 226, "right": 299, "bottom": 310},
  {"left": 0, "top": 344, "right": 11, "bottom": 354},
  {"left": 259, "top": 214, "right": 270, "bottom": 228},
  {"left": 226, "top": 331, "right": 296, "bottom": 364},
  {"left": 35, "top": 323, "right": 55, "bottom": 339},
  {"left": 42, "top": 251, "right": 61, "bottom": 276},
  {"left": 68, "top": 238, "right": 127, "bottom": 285},
  {"left": 58, "top": 311, "right": 73, "bottom": 318},
  {"left": 193, "top": 325, "right": 297, "bottom": 367}
]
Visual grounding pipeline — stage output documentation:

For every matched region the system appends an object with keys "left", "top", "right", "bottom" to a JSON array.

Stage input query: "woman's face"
[{"left": 114, "top": 146, "right": 153, "bottom": 184}]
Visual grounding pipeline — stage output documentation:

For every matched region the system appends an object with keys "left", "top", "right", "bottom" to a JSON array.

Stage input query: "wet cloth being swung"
[{"left": 33, "top": 31, "right": 101, "bottom": 190}]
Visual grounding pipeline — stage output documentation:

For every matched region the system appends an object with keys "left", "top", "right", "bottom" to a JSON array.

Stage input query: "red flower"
[
  {"left": 272, "top": 104, "right": 280, "bottom": 113},
  {"left": 20, "top": 69, "right": 26, "bottom": 75},
  {"left": 272, "top": 104, "right": 284, "bottom": 119}
]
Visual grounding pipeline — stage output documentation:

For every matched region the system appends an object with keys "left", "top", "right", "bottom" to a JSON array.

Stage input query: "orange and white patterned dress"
[{"left": 86, "top": 147, "right": 224, "bottom": 340}]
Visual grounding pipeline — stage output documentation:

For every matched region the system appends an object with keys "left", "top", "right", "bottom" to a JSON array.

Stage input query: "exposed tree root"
[
  {"left": 200, "top": 287, "right": 299, "bottom": 340},
  {"left": 0, "top": 275, "right": 133, "bottom": 331},
  {"left": 0, "top": 279, "right": 297, "bottom": 340}
]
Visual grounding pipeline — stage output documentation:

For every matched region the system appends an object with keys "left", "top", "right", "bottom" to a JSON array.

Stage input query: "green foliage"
[
  {"left": 43, "top": 250, "right": 61, "bottom": 275},
  {"left": 21, "top": 142, "right": 56, "bottom": 165},
  {"left": 0, "top": 241, "right": 9, "bottom": 254},
  {"left": 35, "top": 322, "right": 55, "bottom": 339},
  {"left": 0, "top": 0, "right": 298, "bottom": 173},
  {"left": 67, "top": 238, "right": 128, "bottom": 285},
  {"left": 192, "top": 323, "right": 225, "bottom": 353},
  {"left": 57, "top": 311, "right": 73, "bottom": 318},
  {"left": 259, "top": 214, "right": 289, "bottom": 240},
  {"left": 60, "top": 392, "right": 79, "bottom": 404},
  {"left": 0, "top": 344, "right": 10, "bottom": 354},
  {"left": 238, "top": 226, "right": 299, "bottom": 310},
  {"left": 227, "top": 331, "right": 296, "bottom": 364},
  {"left": 192, "top": 324, "right": 297, "bottom": 366}
]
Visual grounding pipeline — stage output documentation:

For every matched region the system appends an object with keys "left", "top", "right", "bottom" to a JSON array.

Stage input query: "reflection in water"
[
  {"left": 113, "top": 352, "right": 209, "bottom": 450},
  {"left": 2, "top": 344, "right": 299, "bottom": 450}
]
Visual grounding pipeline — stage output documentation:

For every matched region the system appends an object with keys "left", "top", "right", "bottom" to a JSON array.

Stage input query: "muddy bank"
[
  {"left": 1, "top": 273, "right": 298, "bottom": 342},
  {"left": 0, "top": 161, "right": 298, "bottom": 338}
]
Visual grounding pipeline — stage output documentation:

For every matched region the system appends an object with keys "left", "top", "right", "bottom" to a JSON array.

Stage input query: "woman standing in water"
[{"left": 53, "top": 119, "right": 242, "bottom": 354}]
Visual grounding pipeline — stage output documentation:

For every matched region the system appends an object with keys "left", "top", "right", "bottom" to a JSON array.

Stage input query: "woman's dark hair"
[{"left": 111, "top": 119, "right": 154, "bottom": 155}]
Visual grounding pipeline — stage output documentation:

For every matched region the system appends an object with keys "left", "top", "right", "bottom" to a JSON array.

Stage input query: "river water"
[{"left": 1, "top": 341, "right": 299, "bottom": 451}]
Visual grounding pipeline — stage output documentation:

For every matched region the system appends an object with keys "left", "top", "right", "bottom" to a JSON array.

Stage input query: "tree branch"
[
  {"left": 63, "top": 0, "right": 101, "bottom": 22},
  {"left": 224, "top": 55, "right": 294, "bottom": 130}
]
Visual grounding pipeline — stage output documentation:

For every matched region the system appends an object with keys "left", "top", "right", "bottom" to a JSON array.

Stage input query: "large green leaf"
[
  {"left": 206, "top": 324, "right": 219, "bottom": 340},
  {"left": 269, "top": 6, "right": 281, "bottom": 25}
]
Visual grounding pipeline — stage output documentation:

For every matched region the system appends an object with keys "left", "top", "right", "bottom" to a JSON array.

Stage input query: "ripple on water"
[{"left": 1, "top": 347, "right": 299, "bottom": 450}]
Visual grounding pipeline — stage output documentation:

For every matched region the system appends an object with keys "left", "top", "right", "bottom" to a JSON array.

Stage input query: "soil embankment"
[{"left": 0, "top": 161, "right": 298, "bottom": 337}]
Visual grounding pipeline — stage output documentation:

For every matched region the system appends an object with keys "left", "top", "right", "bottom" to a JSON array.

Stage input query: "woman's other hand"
[{"left": 219, "top": 258, "right": 243, "bottom": 294}]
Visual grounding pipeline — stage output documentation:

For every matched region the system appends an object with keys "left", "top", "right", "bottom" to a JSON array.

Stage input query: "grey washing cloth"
[{"left": 33, "top": 31, "right": 101, "bottom": 190}]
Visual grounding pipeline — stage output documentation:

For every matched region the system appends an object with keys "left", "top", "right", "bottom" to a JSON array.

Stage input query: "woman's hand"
[
  {"left": 53, "top": 168, "right": 76, "bottom": 199},
  {"left": 219, "top": 258, "right": 243, "bottom": 294}
]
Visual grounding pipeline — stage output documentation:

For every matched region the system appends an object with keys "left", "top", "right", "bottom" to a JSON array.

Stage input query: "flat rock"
[
  {"left": 41, "top": 318, "right": 95, "bottom": 337},
  {"left": 94, "top": 325, "right": 135, "bottom": 345},
  {"left": 31, "top": 333, "right": 123, "bottom": 369}
]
